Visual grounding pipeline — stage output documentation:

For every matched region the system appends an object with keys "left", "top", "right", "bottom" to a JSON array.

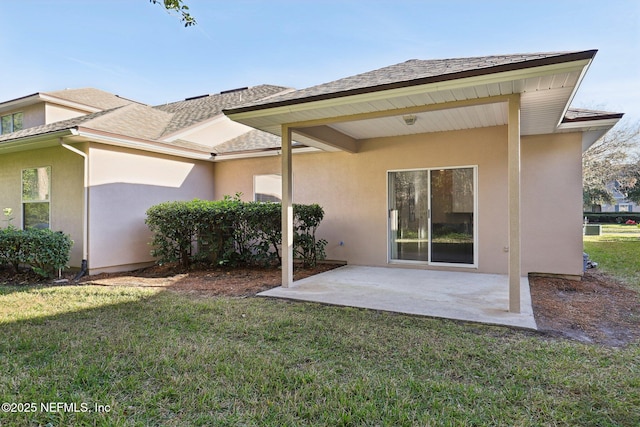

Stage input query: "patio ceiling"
[{"left": 225, "top": 51, "right": 595, "bottom": 153}]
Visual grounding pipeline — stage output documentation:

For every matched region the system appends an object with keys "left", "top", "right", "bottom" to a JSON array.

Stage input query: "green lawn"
[
  {"left": 0, "top": 285, "right": 638, "bottom": 426},
  {"left": 584, "top": 223, "right": 640, "bottom": 290}
]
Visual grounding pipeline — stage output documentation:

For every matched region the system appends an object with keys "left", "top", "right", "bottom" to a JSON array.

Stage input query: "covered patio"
[
  {"left": 224, "top": 51, "right": 615, "bottom": 318},
  {"left": 259, "top": 266, "right": 537, "bottom": 329}
]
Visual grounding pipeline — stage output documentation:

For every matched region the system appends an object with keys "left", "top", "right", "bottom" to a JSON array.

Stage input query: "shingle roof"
[
  {"left": 0, "top": 104, "right": 174, "bottom": 143},
  {"left": 212, "top": 129, "right": 282, "bottom": 154},
  {"left": 0, "top": 85, "right": 292, "bottom": 148},
  {"left": 44, "top": 88, "right": 138, "bottom": 110},
  {"left": 225, "top": 51, "right": 597, "bottom": 114},
  {"left": 563, "top": 108, "right": 624, "bottom": 122},
  {"left": 82, "top": 103, "right": 173, "bottom": 140},
  {"left": 0, "top": 109, "right": 115, "bottom": 142},
  {"left": 154, "top": 85, "right": 291, "bottom": 137}
]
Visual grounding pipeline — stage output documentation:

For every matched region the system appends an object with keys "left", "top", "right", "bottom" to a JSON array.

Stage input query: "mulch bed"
[
  {"left": 2, "top": 263, "right": 638, "bottom": 347},
  {"left": 529, "top": 270, "right": 640, "bottom": 347}
]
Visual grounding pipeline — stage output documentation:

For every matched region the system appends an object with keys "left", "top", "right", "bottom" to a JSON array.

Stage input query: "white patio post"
[
  {"left": 508, "top": 94, "right": 521, "bottom": 313},
  {"left": 281, "top": 125, "right": 294, "bottom": 288}
]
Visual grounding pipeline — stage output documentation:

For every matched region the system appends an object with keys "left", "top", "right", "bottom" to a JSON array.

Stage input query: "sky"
[{"left": 1, "top": 0, "right": 639, "bottom": 123}]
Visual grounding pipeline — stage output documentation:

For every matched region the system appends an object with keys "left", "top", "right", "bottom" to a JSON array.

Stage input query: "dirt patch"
[
  {"left": 79, "top": 263, "right": 342, "bottom": 296},
  {"left": 529, "top": 270, "right": 640, "bottom": 346},
  {"left": 1, "top": 264, "right": 638, "bottom": 346}
]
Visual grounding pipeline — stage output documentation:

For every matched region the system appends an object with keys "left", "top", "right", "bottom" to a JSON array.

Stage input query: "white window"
[
  {"left": 254, "top": 174, "right": 282, "bottom": 202},
  {"left": 22, "top": 166, "right": 51, "bottom": 229},
  {"left": 1, "top": 112, "right": 23, "bottom": 134}
]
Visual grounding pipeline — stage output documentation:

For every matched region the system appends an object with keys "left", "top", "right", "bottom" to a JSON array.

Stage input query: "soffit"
[{"left": 227, "top": 59, "right": 590, "bottom": 148}]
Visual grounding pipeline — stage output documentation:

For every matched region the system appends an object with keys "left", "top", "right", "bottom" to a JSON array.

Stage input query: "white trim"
[
  {"left": 557, "top": 118, "right": 620, "bottom": 131},
  {"left": 38, "top": 94, "right": 103, "bottom": 113},
  {"left": 212, "top": 146, "right": 320, "bottom": 161},
  {"left": 60, "top": 141, "right": 88, "bottom": 261},
  {"left": 253, "top": 173, "right": 283, "bottom": 202},
  {"left": 227, "top": 60, "right": 591, "bottom": 123},
  {"left": 555, "top": 57, "right": 594, "bottom": 129},
  {"left": 73, "top": 130, "right": 212, "bottom": 160}
]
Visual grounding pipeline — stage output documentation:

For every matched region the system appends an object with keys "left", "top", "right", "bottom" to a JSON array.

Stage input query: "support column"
[
  {"left": 508, "top": 94, "right": 521, "bottom": 313},
  {"left": 281, "top": 125, "right": 294, "bottom": 288}
]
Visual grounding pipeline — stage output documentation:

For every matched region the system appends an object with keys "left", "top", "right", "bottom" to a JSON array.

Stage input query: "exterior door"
[
  {"left": 388, "top": 170, "right": 429, "bottom": 262},
  {"left": 430, "top": 168, "right": 475, "bottom": 265},
  {"left": 388, "top": 167, "right": 476, "bottom": 266}
]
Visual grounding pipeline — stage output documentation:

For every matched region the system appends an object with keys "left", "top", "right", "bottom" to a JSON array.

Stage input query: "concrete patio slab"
[{"left": 258, "top": 266, "right": 537, "bottom": 330}]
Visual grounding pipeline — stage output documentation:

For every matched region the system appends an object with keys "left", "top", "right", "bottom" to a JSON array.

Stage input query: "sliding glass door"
[
  {"left": 388, "top": 167, "right": 476, "bottom": 266},
  {"left": 389, "top": 170, "right": 430, "bottom": 261}
]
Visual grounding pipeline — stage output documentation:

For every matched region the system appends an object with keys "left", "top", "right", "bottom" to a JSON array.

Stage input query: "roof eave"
[
  {"left": 224, "top": 50, "right": 598, "bottom": 116},
  {"left": 0, "top": 129, "right": 76, "bottom": 154},
  {"left": 73, "top": 127, "right": 213, "bottom": 161}
]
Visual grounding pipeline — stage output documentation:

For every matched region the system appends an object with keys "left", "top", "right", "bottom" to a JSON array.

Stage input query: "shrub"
[
  {"left": 584, "top": 213, "right": 640, "bottom": 223},
  {"left": 146, "top": 198, "right": 328, "bottom": 268},
  {"left": 0, "top": 227, "right": 73, "bottom": 278},
  {"left": 145, "top": 199, "right": 234, "bottom": 268},
  {"left": 294, "top": 204, "right": 327, "bottom": 268}
]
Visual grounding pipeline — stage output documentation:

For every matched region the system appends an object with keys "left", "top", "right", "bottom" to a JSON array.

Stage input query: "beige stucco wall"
[
  {"left": 2, "top": 102, "right": 90, "bottom": 131},
  {"left": 213, "top": 126, "right": 584, "bottom": 276},
  {"left": 45, "top": 103, "right": 89, "bottom": 124},
  {"left": 1, "top": 103, "right": 46, "bottom": 130},
  {"left": 521, "top": 132, "right": 584, "bottom": 276},
  {"left": 0, "top": 145, "right": 85, "bottom": 267},
  {"left": 87, "top": 143, "right": 215, "bottom": 273}
]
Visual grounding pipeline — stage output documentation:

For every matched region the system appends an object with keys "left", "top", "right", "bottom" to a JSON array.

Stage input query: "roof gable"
[
  {"left": 43, "top": 88, "right": 138, "bottom": 110},
  {"left": 154, "top": 85, "right": 291, "bottom": 137}
]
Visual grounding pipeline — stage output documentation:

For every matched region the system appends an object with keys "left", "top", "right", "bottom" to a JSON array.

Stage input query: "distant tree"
[
  {"left": 620, "top": 168, "right": 640, "bottom": 204},
  {"left": 582, "top": 119, "right": 640, "bottom": 210},
  {"left": 150, "top": 0, "right": 196, "bottom": 26}
]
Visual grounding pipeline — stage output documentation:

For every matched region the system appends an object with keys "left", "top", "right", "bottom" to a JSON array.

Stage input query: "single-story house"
[{"left": 0, "top": 50, "right": 623, "bottom": 311}]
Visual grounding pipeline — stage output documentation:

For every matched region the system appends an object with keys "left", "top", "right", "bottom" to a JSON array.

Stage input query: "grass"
[
  {"left": 0, "top": 285, "right": 639, "bottom": 426},
  {"left": 584, "top": 223, "right": 640, "bottom": 290}
]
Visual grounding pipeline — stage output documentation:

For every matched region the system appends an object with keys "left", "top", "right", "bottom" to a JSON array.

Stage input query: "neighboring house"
[
  {"left": 0, "top": 85, "right": 290, "bottom": 273},
  {"left": 0, "top": 50, "right": 624, "bottom": 311},
  {"left": 601, "top": 180, "right": 637, "bottom": 213}
]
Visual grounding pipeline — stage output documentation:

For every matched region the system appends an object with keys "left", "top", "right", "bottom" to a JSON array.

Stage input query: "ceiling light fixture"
[{"left": 403, "top": 114, "right": 417, "bottom": 125}]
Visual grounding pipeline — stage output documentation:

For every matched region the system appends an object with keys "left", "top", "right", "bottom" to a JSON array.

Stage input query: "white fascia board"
[
  {"left": 212, "top": 146, "right": 320, "bottom": 161},
  {"left": 555, "top": 57, "right": 594, "bottom": 129},
  {"left": 557, "top": 118, "right": 621, "bottom": 132},
  {"left": 0, "top": 130, "right": 76, "bottom": 154},
  {"left": 0, "top": 94, "right": 42, "bottom": 113},
  {"left": 226, "top": 60, "right": 591, "bottom": 125},
  {"left": 0, "top": 93, "right": 102, "bottom": 114},
  {"left": 38, "top": 94, "right": 102, "bottom": 113},
  {"left": 74, "top": 130, "right": 213, "bottom": 161}
]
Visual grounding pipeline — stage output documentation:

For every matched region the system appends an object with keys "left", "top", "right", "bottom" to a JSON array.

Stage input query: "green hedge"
[
  {"left": 0, "top": 228, "right": 73, "bottom": 278},
  {"left": 146, "top": 197, "right": 327, "bottom": 269},
  {"left": 583, "top": 212, "right": 640, "bottom": 223}
]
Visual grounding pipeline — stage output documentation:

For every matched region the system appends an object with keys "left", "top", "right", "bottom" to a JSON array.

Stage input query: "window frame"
[
  {"left": 1, "top": 112, "right": 24, "bottom": 134},
  {"left": 21, "top": 166, "right": 51, "bottom": 230},
  {"left": 253, "top": 174, "right": 283, "bottom": 202}
]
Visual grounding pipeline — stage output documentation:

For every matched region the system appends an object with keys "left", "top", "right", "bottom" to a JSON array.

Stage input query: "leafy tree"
[
  {"left": 150, "top": 0, "right": 196, "bottom": 26},
  {"left": 620, "top": 168, "right": 640, "bottom": 204},
  {"left": 582, "top": 119, "right": 640, "bottom": 210}
]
